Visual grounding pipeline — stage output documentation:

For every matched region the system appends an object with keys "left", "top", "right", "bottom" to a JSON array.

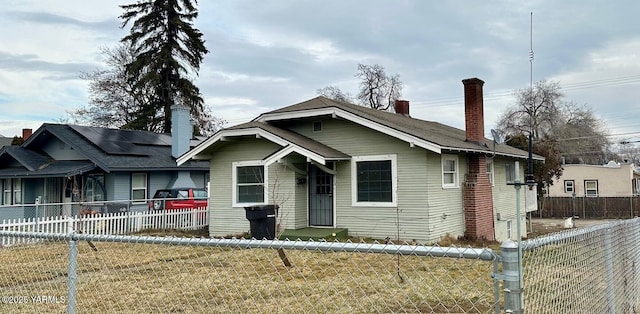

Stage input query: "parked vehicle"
[{"left": 149, "top": 188, "right": 208, "bottom": 210}]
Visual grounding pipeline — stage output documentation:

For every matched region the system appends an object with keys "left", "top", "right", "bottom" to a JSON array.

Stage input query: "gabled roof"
[
  {"left": 178, "top": 121, "right": 350, "bottom": 166},
  {"left": 0, "top": 123, "right": 208, "bottom": 178},
  {"left": 260, "top": 96, "right": 542, "bottom": 160},
  {"left": 178, "top": 96, "right": 542, "bottom": 166}
]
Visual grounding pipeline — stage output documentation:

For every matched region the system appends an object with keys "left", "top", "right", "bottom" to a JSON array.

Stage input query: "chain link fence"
[
  {"left": 523, "top": 218, "right": 640, "bottom": 313},
  {"left": 5, "top": 219, "right": 638, "bottom": 313},
  {"left": 0, "top": 231, "right": 500, "bottom": 313}
]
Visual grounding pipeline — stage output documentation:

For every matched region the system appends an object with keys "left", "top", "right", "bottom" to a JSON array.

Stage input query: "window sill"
[{"left": 352, "top": 201, "right": 397, "bottom": 207}]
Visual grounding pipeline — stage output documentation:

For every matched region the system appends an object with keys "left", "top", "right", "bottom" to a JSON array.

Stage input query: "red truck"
[{"left": 149, "top": 187, "right": 208, "bottom": 210}]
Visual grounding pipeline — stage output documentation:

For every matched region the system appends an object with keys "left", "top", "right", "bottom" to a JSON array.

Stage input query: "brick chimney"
[
  {"left": 394, "top": 100, "right": 410, "bottom": 116},
  {"left": 462, "top": 78, "right": 485, "bottom": 144},
  {"left": 22, "top": 128, "right": 32, "bottom": 140},
  {"left": 461, "top": 78, "right": 495, "bottom": 241}
]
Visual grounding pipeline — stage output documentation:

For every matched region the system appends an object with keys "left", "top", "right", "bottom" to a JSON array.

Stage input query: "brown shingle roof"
[{"left": 260, "top": 96, "right": 542, "bottom": 160}]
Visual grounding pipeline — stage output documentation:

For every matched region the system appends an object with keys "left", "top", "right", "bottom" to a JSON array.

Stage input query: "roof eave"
[{"left": 441, "top": 146, "right": 545, "bottom": 161}]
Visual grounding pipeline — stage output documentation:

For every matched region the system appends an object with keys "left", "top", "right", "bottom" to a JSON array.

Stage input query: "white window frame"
[
  {"left": 486, "top": 159, "right": 494, "bottom": 186},
  {"left": 131, "top": 173, "right": 147, "bottom": 203},
  {"left": 2, "top": 179, "right": 22, "bottom": 205},
  {"left": 507, "top": 220, "right": 513, "bottom": 240},
  {"left": 2, "top": 179, "right": 10, "bottom": 205},
  {"left": 441, "top": 155, "right": 459, "bottom": 188},
  {"left": 232, "top": 161, "right": 268, "bottom": 207},
  {"left": 505, "top": 163, "right": 516, "bottom": 183},
  {"left": 13, "top": 179, "right": 22, "bottom": 205},
  {"left": 351, "top": 154, "right": 397, "bottom": 207},
  {"left": 585, "top": 180, "right": 598, "bottom": 197},
  {"left": 564, "top": 180, "right": 574, "bottom": 194}
]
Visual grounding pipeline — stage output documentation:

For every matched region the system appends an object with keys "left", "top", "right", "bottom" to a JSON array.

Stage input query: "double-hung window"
[
  {"left": 442, "top": 155, "right": 459, "bottom": 188},
  {"left": 585, "top": 180, "right": 598, "bottom": 197},
  {"left": 564, "top": 180, "right": 575, "bottom": 194},
  {"left": 352, "top": 155, "right": 397, "bottom": 206},
  {"left": 233, "top": 161, "right": 267, "bottom": 206},
  {"left": 12, "top": 179, "right": 21, "bottom": 204},
  {"left": 2, "top": 179, "right": 21, "bottom": 205},
  {"left": 131, "top": 173, "right": 147, "bottom": 203},
  {"left": 505, "top": 163, "right": 516, "bottom": 183},
  {"left": 486, "top": 160, "right": 494, "bottom": 185},
  {"left": 2, "top": 179, "right": 10, "bottom": 205}
]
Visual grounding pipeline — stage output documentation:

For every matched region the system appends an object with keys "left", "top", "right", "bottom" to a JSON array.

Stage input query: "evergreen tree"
[{"left": 120, "top": 0, "right": 209, "bottom": 133}]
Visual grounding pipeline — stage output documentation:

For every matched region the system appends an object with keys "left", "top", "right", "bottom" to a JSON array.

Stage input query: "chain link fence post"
[
  {"left": 500, "top": 239, "right": 523, "bottom": 313},
  {"left": 604, "top": 227, "right": 615, "bottom": 313},
  {"left": 66, "top": 235, "right": 78, "bottom": 314}
]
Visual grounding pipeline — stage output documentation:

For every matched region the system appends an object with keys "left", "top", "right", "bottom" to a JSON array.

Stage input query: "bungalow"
[
  {"left": 0, "top": 105, "right": 209, "bottom": 220},
  {"left": 548, "top": 161, "right": 640, "bottom": 197},
  {"left": 178, "top": 78, "right": 543, "bottom": 242}
]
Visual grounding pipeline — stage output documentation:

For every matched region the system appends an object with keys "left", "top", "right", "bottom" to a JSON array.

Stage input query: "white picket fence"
[{"left": 0, "top": 207, "right": 208, "bottom": 247}]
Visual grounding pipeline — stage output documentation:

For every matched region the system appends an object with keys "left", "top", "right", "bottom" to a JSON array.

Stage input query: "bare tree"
[
  {"left": 316, "top": 86, "right": 353, "bottom": 103},
  {"left": 66, "top": 44, "right": 225, "bottom": 135},
  {"left": 498, "top": 80, "right": 563, "bottom": 140},
  {"left": 497, "top": 79, "right": 610, "bottom": 164},
  {"left": 317, "top": 63, "right": 403, "bottom": 111},
  {"left": 67, "top": 44, "right": 159, "bottom": 131},
  {"left": 356, "top": 64, "right": 402, "bottom": 111},
  {"left": 553, "top": 104, "right": 610, "bottom": 164}
]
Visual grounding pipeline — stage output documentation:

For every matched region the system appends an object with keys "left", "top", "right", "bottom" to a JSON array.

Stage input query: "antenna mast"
[
  {"left": 529, "top": 12, "right": 534, "bottom": 95},
  {"left": 527, "top": 12, "right": 535, "bottom": 184}
]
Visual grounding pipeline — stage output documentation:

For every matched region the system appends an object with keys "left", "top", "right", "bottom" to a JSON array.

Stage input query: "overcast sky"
[{"left": 1, "top": 1, "right": 639, "bottom": 146}]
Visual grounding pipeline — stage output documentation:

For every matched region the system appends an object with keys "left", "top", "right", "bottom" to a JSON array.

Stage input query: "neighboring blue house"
[{"left": 0, "top": 106, "right": 209, "bottom": 219}]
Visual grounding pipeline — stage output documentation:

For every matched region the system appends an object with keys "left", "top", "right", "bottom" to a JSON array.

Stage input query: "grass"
[{"left": 0, "top": 232, "right": 498, "bottom": 313}]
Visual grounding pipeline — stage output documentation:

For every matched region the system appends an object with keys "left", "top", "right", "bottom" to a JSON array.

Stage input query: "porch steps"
[{"left": 279, "top": 228, "right": 348, "bottom": 241}]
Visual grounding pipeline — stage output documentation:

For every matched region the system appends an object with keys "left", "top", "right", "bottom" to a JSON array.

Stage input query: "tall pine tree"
[{"left": 120, "top": 0, "right": 209, "bottom": 133}]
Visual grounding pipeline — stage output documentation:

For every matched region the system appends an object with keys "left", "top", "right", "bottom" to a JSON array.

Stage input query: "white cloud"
[
  {"left": 549, "top": 38, "right": 640, "bottom": 136},
  {"left": 211, "top": 71, "right": 289, "bottom": 84}
]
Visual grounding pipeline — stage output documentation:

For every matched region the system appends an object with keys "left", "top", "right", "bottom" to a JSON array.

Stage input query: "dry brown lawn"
[{"left": 0, "top": 231, "right": 499, "bottom": 314}]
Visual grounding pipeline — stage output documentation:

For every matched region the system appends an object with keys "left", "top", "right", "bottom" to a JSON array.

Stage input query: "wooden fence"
[
  {"left": 537, "top": 196, "right": 640, "bottom": 219},
  {"left": 0, "top": 207, "right": 208, "bottom": 247}
]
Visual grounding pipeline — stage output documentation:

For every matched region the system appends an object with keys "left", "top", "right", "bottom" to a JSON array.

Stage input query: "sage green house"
[{"left": 178, "top": 78, "right": 542, "bottom": 243}]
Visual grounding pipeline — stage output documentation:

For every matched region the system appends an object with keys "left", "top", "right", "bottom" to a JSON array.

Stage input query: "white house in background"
[
  {"left": 548, "top": 161, "right": 640, "bottom": 197},
  {"left": 178, "top": 78, "right": 544, "bottom": 243}
]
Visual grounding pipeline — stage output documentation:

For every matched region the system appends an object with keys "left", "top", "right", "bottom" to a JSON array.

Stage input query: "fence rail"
[{"left": 0, "top": 208, "right": 207, "bottom": 247}]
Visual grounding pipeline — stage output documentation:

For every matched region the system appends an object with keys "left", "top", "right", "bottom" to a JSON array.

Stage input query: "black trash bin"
[{"left": 244, "top": 205, "right": 278, "bottom": 240}]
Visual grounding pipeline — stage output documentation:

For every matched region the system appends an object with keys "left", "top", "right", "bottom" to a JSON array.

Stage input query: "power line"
[{"left": 409, "top": 75, "right": 640, "bottom": 108}]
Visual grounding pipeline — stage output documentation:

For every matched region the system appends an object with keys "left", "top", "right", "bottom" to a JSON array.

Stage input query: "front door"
[{"left": 309, "top": 164, "right": 333, "bottom": 226}]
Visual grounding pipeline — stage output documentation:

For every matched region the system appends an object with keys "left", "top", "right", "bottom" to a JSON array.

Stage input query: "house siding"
[
  {"left": 289, "top": 158, "right": 308, "bottom": 230},
  {"left": 268, "top": 162, "right": 297, "bottom": 234},
  {"left": 548, "top": 163, "right": 636, "bottom": 197},
  {"left": 286, "top": 118, "right": 435, "bottom": 242},
  {"left": 424, "top": 152, "right": 467, "bottom": 243},
  {"left": 208, "top": 138, "right": 288, "bottom": 237},
  {"left": 491, "top": 157, "right": 527, "bottom": 241}
]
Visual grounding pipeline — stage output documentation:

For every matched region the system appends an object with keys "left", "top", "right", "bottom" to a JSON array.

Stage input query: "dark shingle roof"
[
  {"left": 260, "top": 96, "right": 542, "bottom": 159},
  {"left": 16, "top": 124, "right": 208, "bottom": 173}
]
